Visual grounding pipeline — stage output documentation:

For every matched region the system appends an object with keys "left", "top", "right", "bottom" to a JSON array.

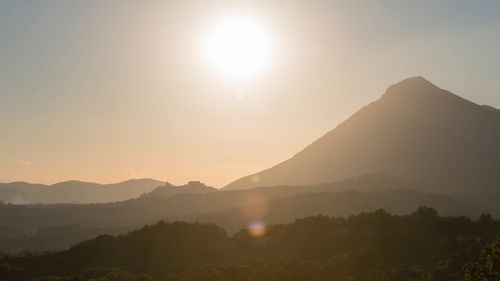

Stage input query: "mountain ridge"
[
  {"left": 224, "top": 76, "right": 500, "bottom": 191},
  {"left": 0, "top": 178, "right": 165, "bottom": 204}
]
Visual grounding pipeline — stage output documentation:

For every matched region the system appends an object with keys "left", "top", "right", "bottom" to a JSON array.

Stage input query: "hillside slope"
[{"left": 225, "top": 77, "right": 500, "bottom": 192}]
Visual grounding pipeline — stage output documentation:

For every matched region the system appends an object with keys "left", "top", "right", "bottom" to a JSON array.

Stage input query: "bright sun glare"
[{"left": 204, "top": 19, "right": 270, "bottom": 80}]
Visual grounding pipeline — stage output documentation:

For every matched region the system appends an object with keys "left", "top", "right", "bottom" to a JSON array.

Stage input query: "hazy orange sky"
[{"left": 1, "top": 1, "right": 499, "bottom": 187}]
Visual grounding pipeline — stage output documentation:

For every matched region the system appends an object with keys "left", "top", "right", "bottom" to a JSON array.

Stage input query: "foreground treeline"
[{"left": 0, "top": 207, "right": 498, "bottom": 281}]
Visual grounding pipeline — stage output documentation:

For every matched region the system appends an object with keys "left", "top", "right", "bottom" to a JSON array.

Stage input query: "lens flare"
[
  {"left": 248, "top": 220, "right": 267, "bottom": 238},
  {"left": 240, "top": 192, "right": 269, "bottom": 219},
  {"left": 251, "top": 174, "right": 261, "bottom": 184}
]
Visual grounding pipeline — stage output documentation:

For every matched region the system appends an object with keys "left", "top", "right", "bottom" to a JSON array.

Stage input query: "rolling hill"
[
  {"left": 2, "top": 174, "right": 497, "bottom": 253},
  {"left": 143, "top": 181, "right": 217, "bottom": 198},
  {"left": 0, "top": 178, "right": 164, "bottom": 204}
]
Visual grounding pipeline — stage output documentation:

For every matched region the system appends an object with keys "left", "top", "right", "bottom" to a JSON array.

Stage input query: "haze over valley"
[{"left": 0, "top": 1, "right": 499, "bottom": 281}]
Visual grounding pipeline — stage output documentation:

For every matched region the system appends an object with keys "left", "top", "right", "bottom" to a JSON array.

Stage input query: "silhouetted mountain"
[
  {"left": 143, "top": 181, "right": 217, "bottom": 198},
  {"left": 224, "top": 77, "right": 500, "bottom": 192},
  {"left": 0, "top": 178, "right": 164, "bottom": 204}
]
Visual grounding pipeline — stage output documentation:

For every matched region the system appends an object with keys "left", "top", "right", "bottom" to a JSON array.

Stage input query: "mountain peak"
[
  {"left": 377, "top": 76, "right": 478, "bottom": 112},
  {"left": 381, "top": 76, "right": 442, "bottom": 100},
  {"left": 392, "top": 76, "right": 435, "bottom": 86},
  {"left": 224, "top": 77, "right": 500, "bottom": 192}
]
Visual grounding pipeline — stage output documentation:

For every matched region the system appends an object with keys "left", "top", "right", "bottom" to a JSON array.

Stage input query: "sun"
[{"left": 203, "top": 19, "right": 270, "bottom": 80}]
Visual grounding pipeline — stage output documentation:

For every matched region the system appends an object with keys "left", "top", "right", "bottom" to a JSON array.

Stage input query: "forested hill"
[
  {"left": 1, "top": 207, "right": 499, "bottom": 281},
  {"left": 1, "top": 174, "right": 499, "bottom": 253}
]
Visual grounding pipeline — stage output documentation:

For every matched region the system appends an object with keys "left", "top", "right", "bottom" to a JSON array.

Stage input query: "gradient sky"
[{"left": 1, "top": 0, "right": 499, "bottom": 187}]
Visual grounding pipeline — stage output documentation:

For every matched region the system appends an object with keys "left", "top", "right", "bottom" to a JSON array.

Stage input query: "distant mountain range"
[
  {"left": 0, "top": 179, "right": 219, "bottom": 204},
  {"left": 224, "top": 76, "right": 500, "bottom": 192},
  {"left": 0, "top": 178, "right": 164, "bottom": 204}
]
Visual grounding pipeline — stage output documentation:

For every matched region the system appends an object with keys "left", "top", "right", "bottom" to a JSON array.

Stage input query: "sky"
[{"left": 1, "top": 0, "right": 499, "bottom": 187}]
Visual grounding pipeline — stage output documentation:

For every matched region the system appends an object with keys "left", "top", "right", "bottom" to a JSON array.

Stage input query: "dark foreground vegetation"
[{"left": 0, "top": 207, "right": 498, "bottom": 281}]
